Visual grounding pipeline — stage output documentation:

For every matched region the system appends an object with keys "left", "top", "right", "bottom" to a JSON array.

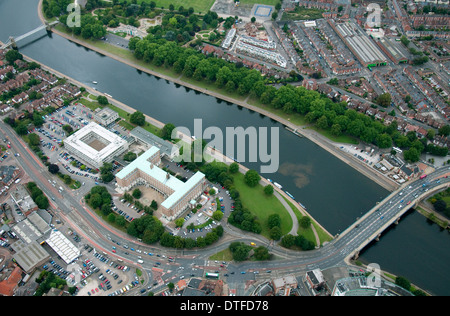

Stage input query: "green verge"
[{"left": 231, "top": 172, "right": 293, "bottom": 239}]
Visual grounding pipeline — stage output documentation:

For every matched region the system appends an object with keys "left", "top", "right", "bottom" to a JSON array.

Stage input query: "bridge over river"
[
  {"left": 1, "top": 20, "right": 58, "bottom": 49},
  {"left": 332, "top": 166, "right": 450, "bottom": 262}
]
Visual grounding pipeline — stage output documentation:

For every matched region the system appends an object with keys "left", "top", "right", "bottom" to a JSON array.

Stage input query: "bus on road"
[{"left": 205, "top": 273, "right": 219, "bottom": 279}]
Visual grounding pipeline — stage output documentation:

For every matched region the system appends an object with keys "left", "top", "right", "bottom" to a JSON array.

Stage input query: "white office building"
[{"left": 64, "top": 122, "right": 129, "bottom": 168}]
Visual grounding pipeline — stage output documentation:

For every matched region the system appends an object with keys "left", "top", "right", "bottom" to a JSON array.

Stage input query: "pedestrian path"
[{"left": 273, "top": 191, "right": 321, "bottom": 247}]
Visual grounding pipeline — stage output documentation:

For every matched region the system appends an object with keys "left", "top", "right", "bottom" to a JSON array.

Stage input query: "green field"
[
  {"left": 137, "top": 0, "right": 216, "bottom": 13},
  {"left": 232, "top": 172, "right": 293, "bottom": 238}
]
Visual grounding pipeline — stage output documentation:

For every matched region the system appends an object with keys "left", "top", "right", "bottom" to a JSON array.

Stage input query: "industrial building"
[
  {"left": 329, "top": 20, "right": 388, "bottom": 68},
  {"left": 115, "top": 147, "right": 205, "bottom": 221},
  {"left": 375, "top": 37, "right": 409, "bottom": 64},
  {"left": 64, "top": 122, "right": 129, "bottom": 168}
]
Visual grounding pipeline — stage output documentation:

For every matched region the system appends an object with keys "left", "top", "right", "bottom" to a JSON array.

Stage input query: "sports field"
[{"left": 138, "top": 0, "right": 216, "bottom": 13}]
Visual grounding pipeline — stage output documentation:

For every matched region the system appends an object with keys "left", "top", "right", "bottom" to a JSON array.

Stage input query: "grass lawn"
[
  {"left": 209, "top": 248, "right": 233, "bottom": 262},
  {"left": 232, "top": 172, "right": 293, "bottom": 238},
  {"left": 137, "top": 0, "right": 216, "bottom": 13},
  {"left": 77, "top": 97, "right": 102, "bottom": 111}
]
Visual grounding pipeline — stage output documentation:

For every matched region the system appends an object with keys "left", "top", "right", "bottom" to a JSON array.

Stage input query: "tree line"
[
  {"left": 126, "top": 36, "right": 400, "bottom": 151},
  {"left": 127, "top": 36, "right": 450, "bottom": 159}
]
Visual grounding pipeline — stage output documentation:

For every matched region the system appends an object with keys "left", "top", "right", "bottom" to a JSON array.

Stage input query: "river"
[{"left": 1, "top": 0, "right": 450, "bottom": 295}]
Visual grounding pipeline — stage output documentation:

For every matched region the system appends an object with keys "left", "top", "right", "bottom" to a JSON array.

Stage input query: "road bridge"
[
  {"left": 336, "top": 168, "right": 450, "bottom": 261},
  {"left": 1, "top": 20, "right": 58, "bottom": 49}
]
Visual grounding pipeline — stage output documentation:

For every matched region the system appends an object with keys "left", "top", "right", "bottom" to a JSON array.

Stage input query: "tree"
[
  {"left": 438, "top": 125, "right": 450, "bottom": 137},
  {"left": 132, "top": 188, "right": 142, "bottom": 199},
  {"left": 130, "top": 111, "right": 145, "bottom": 126},
  {"left": 395, "top": 276, "right": 411, "bottom": 291},
  {"left": 97, "top": 95, "right": 108, "bottom": 105},
  {"left": 299, "top": 216, "right": 311, "bottom": 229},
  {"left": 15, "top": 123, "right": 28, "bottom": 135},
  {"left": 331, "top": 123, "right": 342, "bottom": 136},
  {"left": 267, "top": 214, "right": 281, "bottom": 229},
  {"left": 244, "top": 169, "right": 260, "bottom": 187},
  {"left": 264, "top": 184, "right": 274, "bottom": 196},
  {"left": 28, "top": 133, "right": 41, "bottom": 146},
  {"left": 281, "top": 234, "right": 296, "bottom": 248},
  {"left": 376, "top": 133, "right": 392, "bottom": 149},
  {"left": 412, "top": 56, "right": 429, "bottom": 65},
  {"left": 229, "top": 242, "right": 251, "bottom": 261},
  {"left": 376, "top": 93, "right": 392, "bottom": 107},
  {"left": 123, "top": 152, "right": 137, "bottom": 162},
  {"left": 35, "top": 194, "right": 49, "bottom": 209},
  {"left": 160, "top": 123, "right": 176, "bottom": 140},
  {"left": 316, "top": 115, "right": 329, "bottom": 130},
  {"left": 5, "top": 50, "right": 23, "bottom": 64},
  {"left": 426, "top": 129, "right": 435, "bottom": 140},
  {"left": 229, "top": 162, "right": 239, "bottom": 173},
  {"left": 433, "top": 199, "right": 447, "bottom": 213},
  {"left": 403, "top": 147, "right": 420, "bottom": 162},
  {"left": 175, "top": 218, "right": 185, "bottom": 227},
  {"left": 213, "top": 210, "right": 224, "bottom": 221},
  {"left": 400, "top": 35, "right": 410, "bottom": 47},
  {"left": 33, "top": 112, "right": 45, "bottom": 127},
  {"left": 225, "top": 80, "right": 235, "bottom": 93},
  {"left": 270, "top": 226, "right": 282, "bottom": 240},
  {"left": 48, "top": 164, "right": 59, "bottom": 174},
  {"left": 254, "top": 246, "right": 271, "bottom": 260}
]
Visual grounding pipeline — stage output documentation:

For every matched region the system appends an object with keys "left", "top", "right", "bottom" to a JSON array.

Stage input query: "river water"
[{"left": 1, "top": 0, "right": 449, "bottom": 295}]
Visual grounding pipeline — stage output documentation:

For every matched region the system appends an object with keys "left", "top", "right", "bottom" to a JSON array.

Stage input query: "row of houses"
[
  {"left": 289, "top": 22, "right": 327, "bottom": 78},
  {"left": 333, "top": 76, "right": 378, "bottom": 101},
  {"left": 272, "top": 22, "right": 302, "bottom": 69},
  {"left": 403, "top": 66, "right": 450, "bottom": 119},
  {"left": 0, "top": 71, "right": 30, "bottom": 97},
  {"left": 0, "top": 55, "right": 81, "bottom": 116},
  {"left": 235, "top": 40, "right": 287, "bottom": 68},
  {"left": 411, "top": 15, "right": 450, "bottom": 29}
]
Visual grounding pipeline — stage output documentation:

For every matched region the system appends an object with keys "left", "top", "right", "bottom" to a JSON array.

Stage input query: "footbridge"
[
  {"left": 333, "top": 166, "right": 450, "bottom": 261},
  {"left": 1, "top": 20, "right": 58, "bottom": 49}
]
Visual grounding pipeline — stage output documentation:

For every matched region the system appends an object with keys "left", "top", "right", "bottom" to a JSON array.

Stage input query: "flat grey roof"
[
  {"left": 130, "top": 126, "right": 178, "bottom": 157},
  {"left": 12, "top": 240, "right": 50, "bottom": 272}
]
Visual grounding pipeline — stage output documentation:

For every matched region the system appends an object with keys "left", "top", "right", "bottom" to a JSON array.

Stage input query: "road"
[{"left": 2, "top": 118, "right": 449, "bottom": 295}]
